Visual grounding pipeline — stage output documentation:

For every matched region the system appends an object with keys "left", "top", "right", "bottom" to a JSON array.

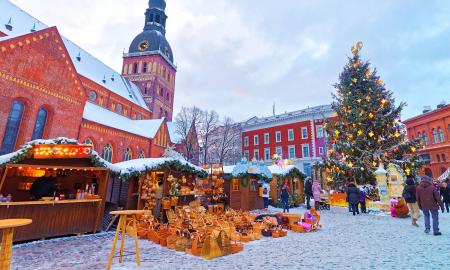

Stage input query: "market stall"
[
  {"left": 112, "top": 157, "right": 207, "bottom": 219},
  {"left": 268, "top": 165, "right": 306, "bottom": 208},
  {"left": 224, "top": 161, "right": 272, "bottom": 211},
  {"left": 0, "top": 138, "right": 115, "bottom": 242}
]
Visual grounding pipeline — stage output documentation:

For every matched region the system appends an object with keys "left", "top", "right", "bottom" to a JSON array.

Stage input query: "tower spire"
[{"left": 144, "top": 0, "right": 167, "bottom": 35}]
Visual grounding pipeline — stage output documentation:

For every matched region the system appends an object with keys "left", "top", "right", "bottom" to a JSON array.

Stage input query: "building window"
[
  {"left": 276, "top": 131, "right": 281, "bottom": 142},
  {"left": 319, "top": 147, "right": 324, "bottom": 155},
  {"left": 264, "top": 148, "right": 270, "bottom": 160},
  {"left": 31, "top": 108, "right": 48, "bottom": 140},
  {"left": 301, "top": 127, "right": 308, "bottom": 139},
  {"left": 244, "top": 150, "right": 249, "bottom": 160},
  {"left": 417, "top": 132, "right": 422, "bottom": 141},
  {"left": 316, "top": 126, "right": 324, "bottom": 138},
  {"left": 124, "top": 147, "right": 132, "bottom": 161},
  {"left": 303, "top": 163, "right": 312, "bottom": 177},
  {"left": 116, "top": 104, "right": 123, "bottom": 114},
  {"left": 133, "top": 63, "right": 138, "bottom": 74},
  {"left": 288, "top": 145, "right": 296, "bottom": 159},
  {"left": 276, "top": 147, "right": 282, "bottom": 157},
  {"left": 250, "top": 179, "right": 257, "bottom": 191},
  {"left": 88, "top": 91, "right": 97, "bottom": 102},
  {"left": 288, "top": 129, "right": 294, "bottom": 141},
  {"left": 138, "top": 150, "right": 145, "bottom": 159},
  {"left": 156, "top": 15, "right": 161, "bottom": 24},
  {"left": 254, "top": 135, "right": 259, "bottom": 146},
  {"left": 232, "top": 179, "right": 240, "bottom": 191},
  {"left": 432, "top": 129, "right": 438, "bottom": 143},
  {"left": 101, "top": 143, "right": 113, "bottom": 162},
  {"left": 84, "top": 138, "right": 94, "bottom": 148},
  {"left": 437, "top": 154, "right": 441, "bottom": 163},
  {"left": 143, "top": 62, "right": 148, "bottom": 73},
  {"left": 302, "top": 144, "right": 310, "bottom": 158},
  {"left": 0, "top": 101, "right": 25, "bottom": 155},
  {"left": 438, "top": 128, "right": 445, "bottom": 142},
  {"left": 254, "top": 149, "right": 260, "bottom": 160},
  {"left": 264, "top": 133, "right": 269, "bottom": 144},
  {"left": 244, "top": 136, "right": 249, "bottom": 147},
  {"left": 423, "top": 132, "right": 429, "bottom": 145},
  {"left": 137, "top": 114, "right": 142, "bottom": 120},
  {"left": 442, "top": 154, "right": 446, "bottom": 162}
]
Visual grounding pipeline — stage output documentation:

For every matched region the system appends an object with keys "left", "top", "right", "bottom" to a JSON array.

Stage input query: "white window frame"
[
  {"left": 254, "top": 135, "right": 259, "bottom": 146},
  {"left": 302, "top": 144, "right": 310, "bottom": 158},
  {"left": 276, "top": 147, "right": 283, "bottom": 157},
  {"left": 288, "top": 145, "right": 296, "bottom": 159},
  {"left": 264, "top": 148, "right": 271, "bottom": 160},
  {"left": 244, "top": 136, "right": 249, "bottom": 147},
  {"left": 316, "top": 126, "right": 324, "bottom": 138},
  {"left": 244, "top": 150, "right": 249, "bottom": 160},
  {"left": 288, "top": 129, "right": 294, "bottom": 141},
  {"left": 254, "top": 149, "right": 260, "bottom": 160},
  {"left": 301, "top": 127, "right": 308, "bottom": 139},
  {"left": 276, "top": 131, "right": 281, "bottom": 142},
  {"left": 264, "top": 133, "right": 270, "bottom": 144}
]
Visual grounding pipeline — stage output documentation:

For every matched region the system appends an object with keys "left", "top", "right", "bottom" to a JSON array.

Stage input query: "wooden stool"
[
  {"left": 106, "top": 210, "right": 149, "bottom": 270},
  {"left": 0, "top": 219, "right": 32, "bottom": 270}
]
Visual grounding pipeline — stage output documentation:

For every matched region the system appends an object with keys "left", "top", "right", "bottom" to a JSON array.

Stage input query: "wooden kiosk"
[
  {"left": 222, "top": 162, "right": 272, "bottom": 211},
  {"left": 0, "top": 139, "right": 112, "bottom": 242},
  {"left": 268, "top": 165, "right": 306, "bottom": 207}
]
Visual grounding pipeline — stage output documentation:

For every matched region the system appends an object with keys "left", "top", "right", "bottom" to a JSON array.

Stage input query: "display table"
[
  {"left": 0, "top": 219, "right": 32, "bottom": 269},
  {"left": 107, "top": 210, "right": 150, "bottom": 270}
]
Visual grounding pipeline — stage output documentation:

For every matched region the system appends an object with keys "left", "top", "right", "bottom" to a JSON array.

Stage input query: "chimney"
[{"left": 423, "top": 106, "right": 432, "bottom": 114}]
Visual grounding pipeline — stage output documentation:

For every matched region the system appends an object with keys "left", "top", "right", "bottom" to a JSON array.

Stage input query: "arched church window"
[
  {"left": 116, "top": 104, "right": 123, "bottom": 114},
  {"left": 84, "top": 138, "right": 94, "bottom": 148},
  {"left": 102, "top": 144, "right": 113, "bottom": 162},
  {"left": 133, "top": 63, "right": 138, "bottom": 74},
  {"left": 124, "top": 147, "right": 132, "bottom": 161},
  {"left": 31, "top": 108, "right": 48, "bottom": 140},
  {"left": 138, "top": 150, "right": 145, "bottom": 159},
  {"left": 88, "top": 91, "right": 97, "bottom": 102},
  {"left": 0, "top": 100, "right": 24, "bottom": 155}
]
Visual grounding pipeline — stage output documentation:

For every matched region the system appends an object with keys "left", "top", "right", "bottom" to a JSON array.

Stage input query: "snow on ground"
[{"left": 11, "top": 206, "right": 450, "bottom": 270}]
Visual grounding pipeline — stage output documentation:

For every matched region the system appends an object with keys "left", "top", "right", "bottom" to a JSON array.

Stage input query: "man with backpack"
[
  {"left": 403, "top": 177, "right": 420, "bottom": 226},
  {"left": 262, "top": 182, "right": 271, "bottom": 210}
]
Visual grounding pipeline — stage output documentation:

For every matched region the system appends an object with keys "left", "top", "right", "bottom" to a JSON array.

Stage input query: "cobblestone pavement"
[{"left": 11, "top": 207, "right": 450, "bottom": 270}]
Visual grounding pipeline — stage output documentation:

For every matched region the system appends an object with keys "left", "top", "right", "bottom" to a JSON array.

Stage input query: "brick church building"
[{"left": 0, "top": 0, "right": 181, "bottom": 162}]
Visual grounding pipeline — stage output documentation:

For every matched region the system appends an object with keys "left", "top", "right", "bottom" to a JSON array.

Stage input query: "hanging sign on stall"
[{"left": 33, "top": 144, "right": 92, "bottom": 159}]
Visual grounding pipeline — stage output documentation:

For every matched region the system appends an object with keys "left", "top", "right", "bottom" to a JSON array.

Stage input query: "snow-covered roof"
[
  {"left": 166, "top": 122, "right": 182, "bottom": 144},
  {"left": 115, "top": 157, "right": 207, "bottom": 177},
  {"left": 83, "top": 102, "right": 163, "bottom": 139},
  {"left": 222, "top": 165, "right": 235, "bottom": 174},
  {"left": 268, "top": 165, "right": 300, "bottom": 176},
  {"left": 232, "top": 162, "right": 272, "bottom": 179},
  {"left": 0, "top": 0, "right": 148, "bottom": 110}
]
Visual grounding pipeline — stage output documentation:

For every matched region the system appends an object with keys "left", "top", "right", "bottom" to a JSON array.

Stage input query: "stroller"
[{"left": 319, "top": 191, "right": 331, "bottom": 210}]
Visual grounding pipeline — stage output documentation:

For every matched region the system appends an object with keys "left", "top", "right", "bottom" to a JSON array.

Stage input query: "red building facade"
[
  {"left": 403, "top": 105, "right": 450, "bottom": 179},
  {"left": 241, "top": 105, "right": 334, "bottom": 176},
  {"left": 0, "top": 1, "right": 174, "bottom": 163}
]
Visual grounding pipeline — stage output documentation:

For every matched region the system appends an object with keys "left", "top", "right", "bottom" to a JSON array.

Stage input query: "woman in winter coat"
[
  {"left": 404, "top": 177, "right": 420, "bottom": 226},
  {"left": 346, "top": 183, "right": 360, "bottom": 216},
  {"left": 312, "top": 180, "right": 322, "bottom": 210},
  {"left": 440, "top": 182, "right": 450, "bottom": 213}
]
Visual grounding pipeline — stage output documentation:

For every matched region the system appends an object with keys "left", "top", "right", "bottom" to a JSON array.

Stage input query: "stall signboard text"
[{"left": 33, "top": 145, "right": 92, "bottom": 159}]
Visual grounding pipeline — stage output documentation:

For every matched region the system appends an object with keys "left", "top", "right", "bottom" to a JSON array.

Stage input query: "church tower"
[{"left": 122, "top": 0, "right": 176, "bottom": 120}]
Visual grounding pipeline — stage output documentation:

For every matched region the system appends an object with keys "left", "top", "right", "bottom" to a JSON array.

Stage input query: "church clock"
[{"left": 137, "top": 40, "right": 150, "bottom": 51}]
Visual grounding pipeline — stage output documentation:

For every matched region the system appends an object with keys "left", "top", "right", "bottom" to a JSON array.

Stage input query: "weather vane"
[{"left": 351, "top": 41, "right": 363, "bottom": 56}]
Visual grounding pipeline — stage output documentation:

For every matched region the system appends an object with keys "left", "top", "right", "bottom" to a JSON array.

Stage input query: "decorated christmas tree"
[{"left": 322, "top": 42, "right": 423, "bottom": 187}]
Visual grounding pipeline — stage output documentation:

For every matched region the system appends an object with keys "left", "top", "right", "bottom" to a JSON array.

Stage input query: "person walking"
[
  {"left": 304, "top": 177, "right": 313, "bottom": 210},
  {"left": 416, "top": 176, "right": 445, "bottom": 235},
  {"left": 440, "top": 181, "right": 450, "bottom": 213},
  {"left": 358, "top": 188, "right": 367, "bottom": 214},
  {"left": 280, "top": 180, "right": 291, "bottom": 213},
  {"left": 312, "top": 180, "right": 322, "bottom": 210},
  {"left": 262, "top": 182, "right": 271, "bottom": 210},
  {"left": 346, "top": 182, "right": 360, "bottom": 216},
  {"left": 403, "top": 177, "right": 420, "bottom": 227}
]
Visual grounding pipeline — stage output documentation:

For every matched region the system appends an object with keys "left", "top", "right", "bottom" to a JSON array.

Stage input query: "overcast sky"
[{"left": 12, "top": 0, "right": 450, "bottom": 121}]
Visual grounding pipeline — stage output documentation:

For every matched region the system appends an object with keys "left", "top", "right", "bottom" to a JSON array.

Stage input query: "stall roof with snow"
[
  {"left": 231, "top": 162, "right": 272, "bottom": 180},
  {"left": 268, "top": 165, "right": 306, "bottom": 179}
]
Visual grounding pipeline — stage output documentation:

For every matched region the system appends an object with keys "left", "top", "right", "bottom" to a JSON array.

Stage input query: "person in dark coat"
[
  {"left": 30, "top": 170, "right": 57, "bottom": 200},
  {"left": 440, "top": 182, "right": 450, "bottom": 213},
  {"left": 280, "top": 180, "right": 291, "bottom": 213},
  {"left": 346, "top": 183, "right": 360, "bottom": 216},
  {"left": 404, "top": 178, "right": 420, "bottom": 227},
  {"left": 358, "top": 188, "right": 367, "bottom": 214},
  {"left": 304, "top": 177, "right": 313, "bottom": 209},
  {"left": 416, "top": 176, "right": 445, "bottom": 235}
]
